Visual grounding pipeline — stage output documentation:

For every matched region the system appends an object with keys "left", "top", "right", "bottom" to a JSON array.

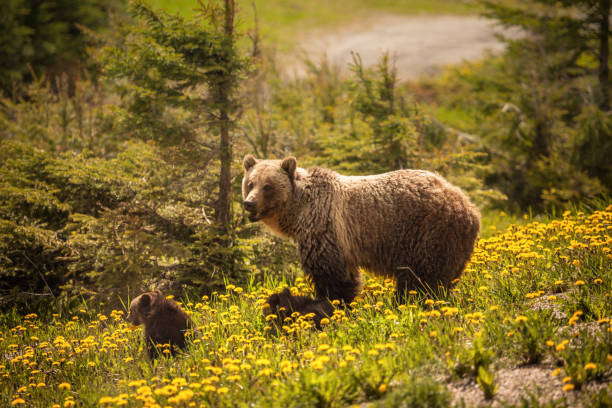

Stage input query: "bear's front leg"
[{"left": 299, "top": 237, "right": 361, "bottom": 305}]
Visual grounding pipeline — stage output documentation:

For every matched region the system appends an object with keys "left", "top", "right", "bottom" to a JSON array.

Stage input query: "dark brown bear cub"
[
  {"left": 126, "top": 290, "right": 192, "bottom": 359},
  {"left": 264, "top": 288, "right": 334, "bottom": 330}
]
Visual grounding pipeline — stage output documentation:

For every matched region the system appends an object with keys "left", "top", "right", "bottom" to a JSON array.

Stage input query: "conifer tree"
[
  {"left": 102, "top": 0, "right": 246, "bottom": 259},
  {"left": 482, "top": 0, "right": 610, "bottom": 110},
  {"left": 473, "top": 0, "right": 612, "bottom": 210}
]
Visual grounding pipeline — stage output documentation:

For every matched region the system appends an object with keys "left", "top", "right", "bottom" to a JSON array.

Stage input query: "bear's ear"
[
  {"left": 140, "top": 293, "right": 151, "bottom": 307},
  {"left": 243, "top": 154, "right": 257, "bottom": 172},
  {"left": 281, "top": 156, "right": 297, "bottom": 179}
]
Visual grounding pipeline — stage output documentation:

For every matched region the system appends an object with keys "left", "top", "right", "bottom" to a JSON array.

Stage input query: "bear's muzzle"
[{"left": 243, "top": 200, "right": 260, "bottom": 221}]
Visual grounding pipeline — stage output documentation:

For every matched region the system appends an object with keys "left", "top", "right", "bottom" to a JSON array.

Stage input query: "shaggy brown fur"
[
  {"left": 126, "top": 290, "right": 192, "bottom": 359},
  {"left": 264, "top": 288, "right": 334, "bottom": 329},
  {"left": 242, "top": 155, "right": 480, "bottom": 307}
]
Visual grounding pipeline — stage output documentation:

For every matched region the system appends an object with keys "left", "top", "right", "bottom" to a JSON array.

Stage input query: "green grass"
[
  {"left": 145, "top": 0, "right": 477, "bottom": 51},
  {"left": 1, "top": 207, "right": 612, "bottom": 407}
]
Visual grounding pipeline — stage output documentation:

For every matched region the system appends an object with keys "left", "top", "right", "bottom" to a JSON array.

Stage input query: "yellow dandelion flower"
[
  {"left": 177, "top": 390, "right": 194, "bottom": 401},
  {"left": 562, "top": 384, "right": 575, "bottom": 392},
  {"left": 99, "top": 396, "right": 114, "bottom": 405},
  {"left": 58, "top": 382, "right": 71, "bottom": 390},
  {"left": 551, "top": 368, "right": 560, "bottom": 376},
  {"left": 311, "top": 360, "right": 324, "bottom": 370},
  {"left": 515, "top": 315, "right": 528, "bottom": 324},
  {"left": 584, "top": 363, "right": 597, "bottom": 371},
  {"left": 11, "top": 399, "right": 26, "bottom": 406},
  {"left": 378, "top": 384, "right": 387, "bottom": 393},
  {"left": 575, "top": 280, "right": 585, "bottom": 286},
  {"left": 556, "top": 340, "right": 569, "bottom": 351},
  {"left": 258, "top": 368, "right": 273, "bottom": 376}
]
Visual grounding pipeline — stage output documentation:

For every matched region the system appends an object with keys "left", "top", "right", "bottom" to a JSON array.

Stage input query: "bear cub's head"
[
  {"left": 126, "top": 290, "right": 165, "bottom": 326},
  {"left": 242, "top": 155, "right": 297, "bottom": 223}
]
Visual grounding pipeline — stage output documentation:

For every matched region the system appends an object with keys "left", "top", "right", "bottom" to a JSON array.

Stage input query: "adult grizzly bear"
[
  {"left": 242, "top": 155, "right": 480, "bottom": 308},
  {"left": 126, "top": 290, "right": 192, "bottom": 359}
]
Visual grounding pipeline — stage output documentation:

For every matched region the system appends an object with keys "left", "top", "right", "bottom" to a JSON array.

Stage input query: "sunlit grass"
[{"left": 1, "top": 206, "right": 611, "bottom": 407}]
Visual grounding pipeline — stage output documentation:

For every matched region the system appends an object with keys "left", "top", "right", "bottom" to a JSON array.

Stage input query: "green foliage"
[
  {"left": 243, "top": 54, "right": 505, "bottom": 208},
  {"left": 371, "top": 377, "right": 451, "bottom": 408},
  {"left": 476, "top": 365, "right": 497, "bottom": 400},
  {"left": 102, "top": 0, "right": 244, "bottom": 147},
  {"left": 0, "top": 0, "right": 117, "bottom": 96},
  {"left": 0, "top": 2, "right": 299, "bottom": 309},
  {"left": 451, "top": 334, "right": 494, "bottom": 379},
  {"left": 426, "top": 0, "right": 612, "bottom": 211},
  {"left": 560, "top": 329, "right": 612, "bottom": 390}
]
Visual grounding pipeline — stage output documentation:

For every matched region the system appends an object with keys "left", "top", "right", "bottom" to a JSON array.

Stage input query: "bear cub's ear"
[
  {"left": 140, "top": 293, "right": 151, "bottom": 307},
  {"left": 281, "top": 156, "right": 297, "bottom": 179},
  {"left": 243, "top": 154, "right": 258, "bottom": 171}
]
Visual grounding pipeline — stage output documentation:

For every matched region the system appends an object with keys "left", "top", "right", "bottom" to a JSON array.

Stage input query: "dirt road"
[{"left": 285, "top": 14, "right": 509, "bottom": 79}]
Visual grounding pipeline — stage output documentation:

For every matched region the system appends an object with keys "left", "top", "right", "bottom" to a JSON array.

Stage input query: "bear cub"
[
  {"left": 264, "top": 288, "right": 334, "bottom": 330},
  {"left": 126, "top": 290, "right": 192, "bottom": 359}
]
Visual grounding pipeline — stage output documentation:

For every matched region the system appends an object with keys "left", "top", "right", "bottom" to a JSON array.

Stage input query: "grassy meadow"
[
  {"left": 146, "top": 0, "right": 475, "bottom": 50},
  {"left": 2, "top": 207, "right": 611, "bottom": 407}
]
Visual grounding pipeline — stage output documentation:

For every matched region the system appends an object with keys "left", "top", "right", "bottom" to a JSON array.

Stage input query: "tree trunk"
[
  {"left": 216, "top": 0, "right": 235, "bottom": 231},
  {"left": 599, "top": 0, "right": 610, "bottom": 110}
]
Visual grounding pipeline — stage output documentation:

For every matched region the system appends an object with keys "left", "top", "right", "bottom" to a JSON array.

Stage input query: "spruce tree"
[
  {"left": 474, "top": 0, "right": 612, "bottom": 210},
  {"left": 102, "top": 0, "right": 246, "bottom": 269}
]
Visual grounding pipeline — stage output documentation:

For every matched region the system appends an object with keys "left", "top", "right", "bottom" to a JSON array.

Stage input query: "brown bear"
[
  {"left": 126, "top": 290, "right": 192, "bottom": 359},
  {"left": 242, "top": 155, "right": 480, "bottom": 309},
  {"left": 264, "top": 288, "right": 335, "bottom": 330}
]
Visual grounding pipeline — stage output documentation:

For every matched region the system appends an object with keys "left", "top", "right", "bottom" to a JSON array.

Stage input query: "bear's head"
[
  {"left": 241, "top": 155, "right": 297, "bottom": 225},
  {"left": 126, "top": 290, "right": 164, "bottom": 326}
]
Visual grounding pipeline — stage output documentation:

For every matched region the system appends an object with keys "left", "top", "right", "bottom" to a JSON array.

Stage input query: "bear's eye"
[
  {"left": 247, "top": 182, "right": 254, "bottom": 191},
  {"left": 263, "top": 184, "right": 273, "bottom": 191}
]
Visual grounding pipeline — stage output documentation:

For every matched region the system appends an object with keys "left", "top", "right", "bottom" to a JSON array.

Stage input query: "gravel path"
[{"left": 284, "top": 14, "right": 510, "bottom": 79}]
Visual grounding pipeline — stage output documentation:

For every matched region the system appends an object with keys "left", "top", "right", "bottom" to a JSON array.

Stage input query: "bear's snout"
[{"left": 243, "top": 200, "right": 256, "bottom": 213}]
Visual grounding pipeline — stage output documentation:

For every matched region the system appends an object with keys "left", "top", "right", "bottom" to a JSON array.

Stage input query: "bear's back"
[{"left": 328, "top": 168, "right": 480, "bottom": 279}]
